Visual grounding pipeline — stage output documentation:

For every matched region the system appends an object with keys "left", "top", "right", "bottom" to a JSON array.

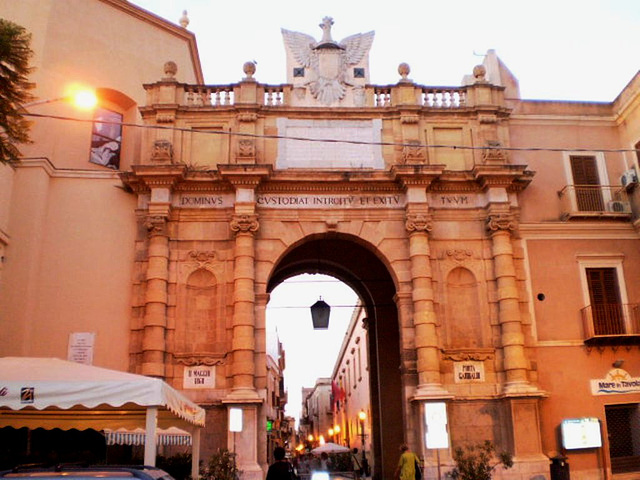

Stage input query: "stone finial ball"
[
  {"left": 243, "top": 61, "right": 257, "bottom": 78},
  {"left": 398, "top": 62, "right": 411, "bottom": 78},
  {"left": 473, "top": 64, "right": 486, "bottom": 80},
  {"left": 164, "top": 61, "right": 178, "bottom": 78},
  {"left": 179, "top": 10, "right": 189, "bottom": 28}
]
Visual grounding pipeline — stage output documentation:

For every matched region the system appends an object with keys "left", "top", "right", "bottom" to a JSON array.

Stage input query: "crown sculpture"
[{"left": 282, "top": 17, "right": 375, "bottom": 106}]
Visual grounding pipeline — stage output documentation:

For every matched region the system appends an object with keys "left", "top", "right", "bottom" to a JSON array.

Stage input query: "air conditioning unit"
[
  {"left": 620, "top": 169, "right": 638, "bottom": 188},
  {"left": 607, "top": 200, "right": 631, "bottom": 213}
]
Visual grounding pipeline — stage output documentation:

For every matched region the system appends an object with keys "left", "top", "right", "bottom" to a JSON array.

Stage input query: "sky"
[
  {"left": 129, "top": 0, "right": 640, "bottom": 102},
  {"left": 266, "top": 275, "right": 358, "bottom": 422},
  {"left": 126, "top": 0, "right": 640, "bottom": 422}
]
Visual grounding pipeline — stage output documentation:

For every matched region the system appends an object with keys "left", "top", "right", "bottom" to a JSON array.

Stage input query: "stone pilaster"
[
  {"left": 485, "top": 212, "right": 535, "bottom": 394},
  {"left": 223, "top": 178, "right": 263, "bottom": 480},
  {"left": 142, "top": 215, "right": 169, "bottom": 377},
  {"left": 227, "top": 213, "right": 261, "bottom": 401},
  {"left": 217, "top": 167, "right": 269, "bottom": 403},
  {"left": 405, "top": 211, "right": 450, "bottom": 400}
]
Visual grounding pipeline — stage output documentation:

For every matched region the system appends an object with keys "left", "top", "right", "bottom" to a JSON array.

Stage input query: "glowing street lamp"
[
  {"left": 358, "top": 411, "right": 369, "bottom": 474},
  {"left": 23, "top": 87, "right": 97, "bottom": 110},
  {"left": 71, "top": 89, "right": 98, "bottom": 109}
]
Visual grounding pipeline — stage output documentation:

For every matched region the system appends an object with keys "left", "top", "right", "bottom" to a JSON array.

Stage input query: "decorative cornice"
[
  {"left": 472, "top": 164, "right": 535, "bottom": 192},
  {"left": 392, "top": 164, "right": 444, "bottom": 189},
  {"left": 218, "top": 164, "right": 272, "bottom": 188},
  {"left": 128, "top": 164, "right": 187, "bottom": 191},
  {"left": 442, "top": 348, "right": 494, "bottom": 362},
  {"left": 174, "top": 353, "right": 227, "bottom": 366},
  {"left": 519, "top": 222, "right": 640, "bottom": 240}
]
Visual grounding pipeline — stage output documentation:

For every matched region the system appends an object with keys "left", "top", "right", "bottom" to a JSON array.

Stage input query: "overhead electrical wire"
[{"left": 22, "top": 111, "right": 640, "bottom": 154}]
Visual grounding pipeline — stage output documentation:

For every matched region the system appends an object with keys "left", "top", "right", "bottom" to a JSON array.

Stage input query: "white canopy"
[
  {"left": 0, "top": 357, "right": 204, "bottom": 477},
  {"left": 105, "top": 427, "right": 193, "bottom": 446},
  {"left": 311, "top": 442, "right": 351, "bottom": 454}
]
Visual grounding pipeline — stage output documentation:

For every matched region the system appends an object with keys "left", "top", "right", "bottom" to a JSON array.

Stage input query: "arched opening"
[{"left": 266, "top": 234, "right": 404, "bottom": 480}]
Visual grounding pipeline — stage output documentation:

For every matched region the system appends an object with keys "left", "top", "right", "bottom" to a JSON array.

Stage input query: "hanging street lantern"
[{"left": 310, "top": 297, "right": 331, "bottom": 329}]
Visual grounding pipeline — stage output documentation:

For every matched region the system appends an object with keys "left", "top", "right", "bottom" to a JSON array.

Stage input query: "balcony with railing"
[
  {"left": 558, "top": 185, "right": 632, "bottom": 220},
  {"left": 581, "top": 303, "right": 640, "bottom": 346}
]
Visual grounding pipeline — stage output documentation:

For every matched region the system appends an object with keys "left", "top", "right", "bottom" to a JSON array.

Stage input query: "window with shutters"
[
  {"left": 559, "top": 152, "right": 620, "bottom": 217},
  {"left": 586, "top": 267, "right": 624, "bottom": 335},
  {"left": 570, "top": 155, "right": 604, "bottom": 211},
  {"left": 577, "top": 255, "right": 640, "bottom": 345},
  {"left": 635, "top": 140, "right": 640, "bottom": 164}
]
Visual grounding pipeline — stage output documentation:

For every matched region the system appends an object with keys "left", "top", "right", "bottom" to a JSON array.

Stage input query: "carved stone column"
[
  {"left": 486, "top": 212, "right": 533, "bottom": 394},
  {"left": 142, "top": 215, "right": 169, "bottom": 377},
  {"left": 228, "top": 213, "right": 261, "bottom": 401},
  {"left": 406, "top": 212, "right": 449, "bottom": 399}
]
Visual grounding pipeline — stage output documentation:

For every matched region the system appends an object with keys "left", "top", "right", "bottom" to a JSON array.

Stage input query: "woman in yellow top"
[{"left": 395, "top": 444, "right": 420, "bottom": 480}]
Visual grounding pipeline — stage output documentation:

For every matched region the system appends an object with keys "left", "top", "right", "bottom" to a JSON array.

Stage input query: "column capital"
[
  {"left": 230, "top": 214, "right": 259, "bottom": 234},
  {"left": 145, "top": 215, "right": 169, "bottom": 237},
  {"left": 405, "top": 212, "right": 433, "bottom": 233},
  {"left": 486, "top": 212, "right": 517, "bottom": 232}
]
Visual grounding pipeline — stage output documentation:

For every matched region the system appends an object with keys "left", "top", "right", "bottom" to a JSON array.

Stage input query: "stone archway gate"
[{"left": 121, "top": 66, "right": 548, "bottom": 480}]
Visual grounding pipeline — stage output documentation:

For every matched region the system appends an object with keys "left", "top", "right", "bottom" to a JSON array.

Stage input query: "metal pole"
[{"left": 233, "top": 431, "right": 237, "bottom": 473}]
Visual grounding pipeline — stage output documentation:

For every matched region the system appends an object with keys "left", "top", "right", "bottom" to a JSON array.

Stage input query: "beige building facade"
[
  {"left": 331, "top": 304, "right": 372, "bottom": 468},
  {"left": 1, "top": 4, "right": 640, "bottom": 480},
  {"left": 300, "top": 378, "right": 334, "bottom": 446}
]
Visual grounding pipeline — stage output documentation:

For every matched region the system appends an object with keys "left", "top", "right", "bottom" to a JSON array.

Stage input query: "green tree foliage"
[
  {"left": 201, "top": 448, "right": 241, "bottom": 480},
  {"left": 0, "top": 18, "right": 35, "bottom": 164},
  {"left": 450, "top": 441, "right": 513, "bottom": 480}
]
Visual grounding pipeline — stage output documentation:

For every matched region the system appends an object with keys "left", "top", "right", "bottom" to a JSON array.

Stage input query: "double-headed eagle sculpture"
[{"left": 282, "top": 17, "right": 374, "bottom": 105}]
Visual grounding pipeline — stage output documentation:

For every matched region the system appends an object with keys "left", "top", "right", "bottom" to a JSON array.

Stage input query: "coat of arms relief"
[{"left": 282, "top": 17, "right": 374, "bottom": 106}]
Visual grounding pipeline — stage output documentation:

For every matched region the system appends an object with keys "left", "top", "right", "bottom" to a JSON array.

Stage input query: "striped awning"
[{"left": 104, "top": 427, "right": 192, "bottom": 446}]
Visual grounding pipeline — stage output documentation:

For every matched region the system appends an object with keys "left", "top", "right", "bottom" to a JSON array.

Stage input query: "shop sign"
[
  {"left": 183, "top": 365, "right": 215, "bottom": 389},
  {"left": 590, "top": 368, "right": 640, "bottom": 395},
  {"left": 454, "top": 361, "right": 485, "bottom": 383}
]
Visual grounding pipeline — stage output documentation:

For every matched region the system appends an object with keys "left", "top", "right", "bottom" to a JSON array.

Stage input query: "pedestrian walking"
[
  {"left": 351, "top": 448, "right": 363, "bottom": 479},
  {"left": 266, "top": 446, "right": 296, "bottom": 480},
  {"left": 395, "top": 444, "right": 421, "bottom": 480}
]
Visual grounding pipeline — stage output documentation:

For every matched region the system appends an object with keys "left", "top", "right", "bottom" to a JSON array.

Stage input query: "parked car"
[{"left": 0, "top": 465, "right": 175, "bottom": 480}]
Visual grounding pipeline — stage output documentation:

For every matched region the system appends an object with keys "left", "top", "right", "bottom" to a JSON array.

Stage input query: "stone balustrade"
[
  {"left": 149, "top": 81, "right": 483, "bottom": 109},
  {"left": 421, "top": 87, "right": 466, "bottom": 108}
]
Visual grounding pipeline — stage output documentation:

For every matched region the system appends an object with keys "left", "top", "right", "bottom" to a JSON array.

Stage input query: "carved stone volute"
[
  {"left": 486, "top": 213, "right": 517, "bottom": 232},
  {"left": 230, "top": 214, "right": 259, "bottom": 234},
  {"left": 145, "top": 215, "right": 168, "bottom": 237},
  {"left": 405, "top": 213, "right": 433, "bottom": 233}
]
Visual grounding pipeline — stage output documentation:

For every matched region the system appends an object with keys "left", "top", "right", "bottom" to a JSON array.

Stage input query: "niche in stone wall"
[
  {"left": 444, "top": 267, "right": 487, "bottom": 349},
  {"left": 176, "top": 268, "right": 224, "bottom": 354}
]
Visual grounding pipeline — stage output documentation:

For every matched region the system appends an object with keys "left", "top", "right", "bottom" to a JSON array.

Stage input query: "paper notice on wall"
[{"left": 68, "top": 332, "right": 96, "bottom": 365}]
